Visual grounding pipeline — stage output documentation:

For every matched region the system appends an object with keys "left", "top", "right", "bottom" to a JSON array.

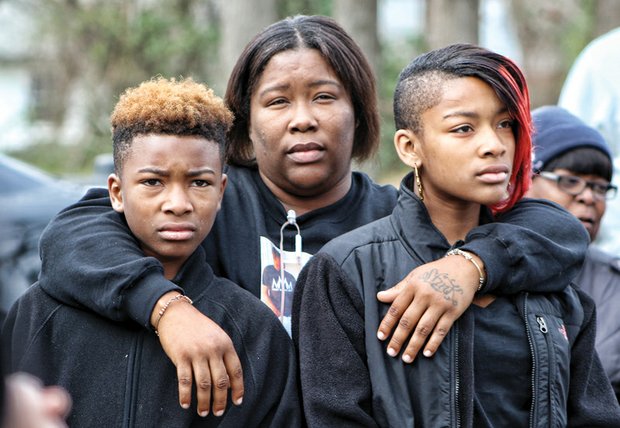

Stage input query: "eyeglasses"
[{"left": 537, "top": 171, "right": 618, "bottom": 200}]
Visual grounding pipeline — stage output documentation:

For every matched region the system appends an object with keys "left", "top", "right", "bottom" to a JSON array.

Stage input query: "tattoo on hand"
[{"left": 420, "top": 269, "right": 464, "bottom": 307}]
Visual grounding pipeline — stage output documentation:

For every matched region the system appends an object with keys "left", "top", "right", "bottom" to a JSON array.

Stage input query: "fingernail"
[
  {"left": 424, "top": 349, "right": 433, "bottom": 357},
  {"left": 402, "top": 354, "right": 412, "bottom": 363},
  {"left": 182, "top": 403, "right": 190, "bottom": 410},
  {"left": 377, "top": 331, "right": 385, "bottom": 340},
  {"left": 387, "top": 347, "right": 397, "bottom": 357},
  {"left": 234, "top": 397, "right": 243, "bottom": 405},
  {"left": 214, "top": 409, "right": 224, "bottom": 417},
  {"left": 199, "top": 410, "right": 208, "bottom": 417}
]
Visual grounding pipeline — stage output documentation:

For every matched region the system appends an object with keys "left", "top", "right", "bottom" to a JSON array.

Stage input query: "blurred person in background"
[
  {"left": 559, "top": 27, "right": 620, "bottom": 256},
  {"left": 527, "top": 105, "right": 620, "bottom": 402},
  {"left": 559, "top": 27, "right": 620, "bottom": 157}
]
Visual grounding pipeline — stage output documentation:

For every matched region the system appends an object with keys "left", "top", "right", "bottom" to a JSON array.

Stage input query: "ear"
[
  {"left": 217, "top": 173, "right": 228, "bottom": 212},
  {"left": 107, "top": 173, "right": 124, "bottom": 213},
  {"left": 394, "top": 129, "right": 422, "bottom": 168}
]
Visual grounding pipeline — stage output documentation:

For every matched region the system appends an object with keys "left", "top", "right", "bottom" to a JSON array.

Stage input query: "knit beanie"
[{"left": 532, "top": 105, "right": 612, "bottom": 172}]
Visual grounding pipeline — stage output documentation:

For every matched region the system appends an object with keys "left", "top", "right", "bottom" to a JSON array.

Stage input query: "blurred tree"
[
  {"left": 217, "top": 0, "right": 277, "bottom": 94},
  {"left": 508, "top": 0, "right": 620, "bottom": 108},
  {"left": 332, "top": 0, "right": 383, "bottom": 176},
  {"left": 333, "top": 0, "right": 379, "bottom": 73},
  {"left": 277, "top": 0, "right": 331, "bottom": 16},
  {"left": 592, "top": 0, "right": 620, "bottom": 37},
  {"left": 509, "top": 0, "right": 586, "bottom": 107},
  {"left": 8, "top": 0, "right": 616, "bottom": 183},
  {"left": 11, "top": 0, "right": 219, "bottom": 173},
  {"left": 426, "top": 0, "right": 479, "bottom": 49}
]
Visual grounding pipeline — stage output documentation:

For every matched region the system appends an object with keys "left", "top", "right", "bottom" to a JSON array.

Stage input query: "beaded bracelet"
[
  {"left": 154, "top": 294, "right": 193, "bottom": 336},
  {"left": 445, "top": 248, "right": 486, "bottom": 292}
]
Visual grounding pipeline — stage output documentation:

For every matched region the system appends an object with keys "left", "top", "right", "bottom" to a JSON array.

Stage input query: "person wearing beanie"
[{"left": 527, "top": 105, "right": 620, "bottom": 403}]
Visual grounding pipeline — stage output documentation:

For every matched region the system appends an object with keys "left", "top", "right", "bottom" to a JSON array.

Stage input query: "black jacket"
[
  {"left": 293, "top": 173, "right": 619, "bottom": 427},
  {"left": 2, "top": 248, "right": 301, "bottom": 427},
  {"left": 575, "top": 246, "right": 620, "bottom": 402},
  {"left": 37, "top": 165, "right": 398, "bottom": 328},
  {"left": 36, "top": 165, "right": 588, "bottom": 331}
]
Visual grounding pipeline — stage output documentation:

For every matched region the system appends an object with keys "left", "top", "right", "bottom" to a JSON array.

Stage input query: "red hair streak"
[{"left": 491, "top": 63, "right": 533, "bottom": 214}]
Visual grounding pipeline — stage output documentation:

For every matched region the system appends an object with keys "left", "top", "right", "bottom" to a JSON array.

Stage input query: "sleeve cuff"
[
  {"left": 460, "top": 233, "right": 509, "bottom": 294},
  {"left": 121, "top": 269, "right": 183, "bottom": 329}
]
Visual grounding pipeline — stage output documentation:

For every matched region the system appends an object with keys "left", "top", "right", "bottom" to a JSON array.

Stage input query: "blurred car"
[{"left": 0, "top": 153, "right": 86, "bottom": 314}]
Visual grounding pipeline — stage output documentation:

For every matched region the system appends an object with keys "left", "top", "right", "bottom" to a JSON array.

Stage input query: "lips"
[
  {"left": 287, "top": 142, "right": 325, "bottom": 163},
  {"left": 476, "top": 165, "right": 510, "bottom": 184},
  {"left": 158, "top": 223, "right": 197, "bottom": 241},
  {"left": 578, "top": 216, "right": 595, "bottom": 231}
]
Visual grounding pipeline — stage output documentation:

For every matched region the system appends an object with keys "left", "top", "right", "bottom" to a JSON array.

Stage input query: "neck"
[
  {"left": 160, "top": 258, "right": 185, "bottom": 280},
  {"left": 163, "top": 268, "right": 178, "bottom": 280},
  {"left": 260, "top": 171, "right": 353, "bottom": 216},
  {"left": 140, "top": 245, "right": 188, "bottom": 281},
  {"left": 423, "top": 198, "right": 481, "bottom": 245}
]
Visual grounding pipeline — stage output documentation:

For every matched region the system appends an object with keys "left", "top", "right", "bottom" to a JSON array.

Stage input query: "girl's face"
[
  {"left": 249, "top": 48, "right": 356, "bottom": 202},
  {"left": 404, "top": 76, "right": 516, "bottom": 212}
]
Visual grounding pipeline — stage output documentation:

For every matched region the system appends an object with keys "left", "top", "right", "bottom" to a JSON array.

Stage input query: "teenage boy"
[{"left": 1, "top": 77, "right": 300, "bottom": 427}]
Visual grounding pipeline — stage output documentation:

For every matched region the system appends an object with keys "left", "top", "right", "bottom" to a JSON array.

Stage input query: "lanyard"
[{"left": 279, "top": 209, "right": 302, "bottom": 263}]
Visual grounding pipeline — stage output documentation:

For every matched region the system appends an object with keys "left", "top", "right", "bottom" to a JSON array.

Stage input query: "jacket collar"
[
  {"left": 171, "top": 246, "right": 214, "bottom": 301},
  {"left": 392, "top": 172, "right": 493, "bottom": 263}
]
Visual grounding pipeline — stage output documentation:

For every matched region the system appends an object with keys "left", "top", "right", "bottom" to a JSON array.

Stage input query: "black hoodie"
[{"left": 2, "top": 247, "right": 301, "bottom": 427}]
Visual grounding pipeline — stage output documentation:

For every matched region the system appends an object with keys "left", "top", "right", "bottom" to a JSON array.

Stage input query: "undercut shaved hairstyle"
[
  {"left": 225, "top": 14, "right": 379, "bottom": 166},
  {"left": 394, "top": 43, "right": 533, "bottom": 213},
  {"left": 111, "top": 77, "right": 234, "bottom": 173}
]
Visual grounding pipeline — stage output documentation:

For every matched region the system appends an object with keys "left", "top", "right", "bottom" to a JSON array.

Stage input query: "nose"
[
  {"left": 574, "top": 185, "right": 597, "bottom": 205},
  {"left": 162, "top": 185, "right": 193, "bottom": 215},
  {"left": 288, "top": 102, "right": 318, "bottom": 133},
  {"left": 480, "top": 128, "right": 508, "bottom": 157}
]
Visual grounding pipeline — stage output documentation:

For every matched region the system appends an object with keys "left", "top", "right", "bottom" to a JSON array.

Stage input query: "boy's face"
[{"left": 108, "top": 134, "right": 226, "bottom": 279}]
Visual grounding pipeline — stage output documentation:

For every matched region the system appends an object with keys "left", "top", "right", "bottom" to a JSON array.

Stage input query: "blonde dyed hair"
[{"left": 111, "top": 77, "right": 233, "bottom": 172}]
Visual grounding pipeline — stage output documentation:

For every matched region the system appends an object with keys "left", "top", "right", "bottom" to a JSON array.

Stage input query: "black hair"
[
  {"left": 224, "top": 15, "right": 379, "bottom": 166},
  {"left": 393, "top": 43, "right": 533, "bottom": 212},
  {"left": 111, "top": 77, "right": 233, "bottom": 173},
  {"left": 544, "top": 147, "right": 613, "bottom": 181}
]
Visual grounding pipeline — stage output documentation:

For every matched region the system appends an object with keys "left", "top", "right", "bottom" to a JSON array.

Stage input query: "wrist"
[
  {"left": 151, "top": 291, "right": 193, "bottom": 334},
  {"left": 445, "top": 248, "right": 486, "bottom": 292}
]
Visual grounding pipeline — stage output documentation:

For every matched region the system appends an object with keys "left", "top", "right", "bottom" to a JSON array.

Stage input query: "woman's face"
[
  {"left": 249, "top": 48, "right": 356, "bottom": 200},
  {"left": 414, "top": 76, "right": 516, "bottom": 210},
  {"left": 527, "top": 168, "right": 607, "bottom": 241}
]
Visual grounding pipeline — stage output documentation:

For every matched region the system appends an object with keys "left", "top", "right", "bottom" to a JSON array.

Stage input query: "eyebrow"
[
  {"left": 137, "top": 167, "right": 216, "bottom": 177},
  {"left": 258, "top": 79, "right": 342, "bottom": 98},
  {"left": 442, "top": 106, "right": 509, "bottom": 121}
]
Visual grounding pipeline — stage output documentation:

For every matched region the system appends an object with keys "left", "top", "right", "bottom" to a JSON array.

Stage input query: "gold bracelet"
[
  {"left": 445, "top": 248, "right": 486, "bottom": 292},
  {"left": 154, "top": 294, "right": 193, "bottom": 336}
]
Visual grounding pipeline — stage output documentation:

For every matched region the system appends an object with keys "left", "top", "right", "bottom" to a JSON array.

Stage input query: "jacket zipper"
[
  {"left": 535, "top": 315, "right": 556, "bottom": 427},
  {"left": 123, "top": 333, "right": 145, "bottom": 428},
  {"left": 536, "top": 316, "right": 548, "bottom": 333},
  {"left": 524, "top": 294, "right": 537, "bottom": 428},
  {"left": 454, "top": 322, "right": 461, "bottom": 428}
]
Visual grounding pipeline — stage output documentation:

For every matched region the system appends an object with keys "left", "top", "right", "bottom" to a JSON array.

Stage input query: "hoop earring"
[{"left": 413, "top": 164, "right": 424, "bottom": 201}]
